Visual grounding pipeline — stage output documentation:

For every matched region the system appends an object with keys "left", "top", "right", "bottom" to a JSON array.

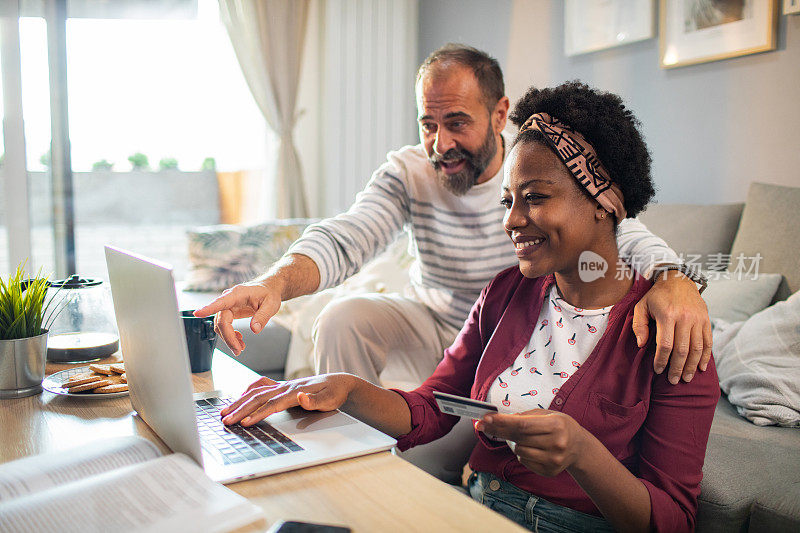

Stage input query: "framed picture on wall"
[
  {"left": 564, "top": 0, "right": 655, "bottom": 56},
  {"left": 660, "top": 0, "right": 779, "bottom": 68},
  {"left": 785, "top": 0, "right": 800, "bottom": 15}
]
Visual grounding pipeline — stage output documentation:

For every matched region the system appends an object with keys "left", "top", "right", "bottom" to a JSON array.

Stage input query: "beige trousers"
[
  {"left": 312, "top": 292, "right": 459, "bottom": 386},
  {"left": 311, "top": 292, "right": 476, "bottom": 484}
]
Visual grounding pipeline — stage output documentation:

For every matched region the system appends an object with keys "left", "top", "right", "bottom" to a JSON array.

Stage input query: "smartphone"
[{"left": 267, "top": 520, "right": 351, "bottom": 533}]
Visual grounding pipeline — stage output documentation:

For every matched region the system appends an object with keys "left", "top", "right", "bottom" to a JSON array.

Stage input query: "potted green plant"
[
  {"left": 158, "top": 157, "right": 179, "bottom": 171},
  {"left": 128, "top": 152, "right": 150, "bottom": 171},
  {"left": 92, "top": 159, "right": 114, "bottom": 171},
  {"left": 0, "top": 265, "right": 64, "bottom": 398}
]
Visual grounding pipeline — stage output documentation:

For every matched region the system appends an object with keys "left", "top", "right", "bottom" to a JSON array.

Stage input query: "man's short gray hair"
[{"left": 416, "top": 43, "right": 505, "bottom": 110}]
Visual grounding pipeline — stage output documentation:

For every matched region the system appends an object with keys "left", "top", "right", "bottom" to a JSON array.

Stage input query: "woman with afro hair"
[{"left": 218, "top": 83, "right": 720, "bottom": 532}]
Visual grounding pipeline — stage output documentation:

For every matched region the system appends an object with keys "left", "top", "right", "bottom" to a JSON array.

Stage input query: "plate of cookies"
[{"left": 42, "top": 363, "right": 129, "bottom": 398}]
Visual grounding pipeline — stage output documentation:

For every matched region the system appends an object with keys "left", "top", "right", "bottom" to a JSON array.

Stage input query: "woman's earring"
[{"left": 597, "top": 206, "right": 607, "bottom": 220}]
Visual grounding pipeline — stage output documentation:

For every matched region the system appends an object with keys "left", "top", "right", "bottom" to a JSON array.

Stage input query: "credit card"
[{"left": 433, "top": 391, "right": 498, "bottom": 419}]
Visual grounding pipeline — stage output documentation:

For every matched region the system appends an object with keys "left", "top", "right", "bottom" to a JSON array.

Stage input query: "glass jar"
[{"left": 46, "top": 276, "right": 119, "bottom": 363}]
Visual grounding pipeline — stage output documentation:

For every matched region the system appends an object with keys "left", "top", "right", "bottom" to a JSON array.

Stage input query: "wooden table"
[{"left": 0, "top": 351, "right": 523, "bottom": 532}]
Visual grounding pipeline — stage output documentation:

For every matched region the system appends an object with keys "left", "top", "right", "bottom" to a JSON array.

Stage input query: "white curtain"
[{"left": 219, "top": 0, "right": 310, "bottom": 218}]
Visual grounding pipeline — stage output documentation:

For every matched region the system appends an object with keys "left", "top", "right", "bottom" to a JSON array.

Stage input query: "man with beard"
[{"left": 196, "top": 44, "right": 711, "bottom": 393}]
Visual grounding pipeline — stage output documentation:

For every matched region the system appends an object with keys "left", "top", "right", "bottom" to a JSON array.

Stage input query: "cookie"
[
  {"left": 88, "top": 364, "right": 113, "bottom": 375},
  {"left": 93, "top": 383, "right": 129, "bottom": 394},
  {"left": 119, "top": 373, "right": 127, "bottom": 383},
  {"left": 110, "top": 363, "right": 125, "bottom": 374},
  {"left": 65, "top": 373, "right": 103, "bottom": 387},
  {"left": 104, "top": 374, "right": 124, "bottom": 385},
  {"left": 68, "top": 379, "right": 113, "bottom": 393}
]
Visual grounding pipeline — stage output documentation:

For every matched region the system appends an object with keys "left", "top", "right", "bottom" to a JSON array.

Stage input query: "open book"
[{"left": 0, "top": 436, "right": 264, "bottom": 533}]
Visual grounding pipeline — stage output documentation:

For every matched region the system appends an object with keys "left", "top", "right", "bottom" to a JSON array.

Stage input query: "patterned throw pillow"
[{"left": 184, "top": 219, "right": 316, "bottom": 292}]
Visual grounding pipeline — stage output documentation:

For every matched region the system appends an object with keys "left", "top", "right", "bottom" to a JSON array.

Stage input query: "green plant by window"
[
  {"left": 39, "top": 149, "right": 51, "bottom": 168},
  {"left": 158, "top": 157, "right": 179, "bottom": 171},
  {"left": 92, "top": 159, "right": 114, "bottom": 171},
  {"left": 128, "top": 152, "right": 150, "bottom": 170},
  {"left": 201, "top": 157, "right": 216, "bottom": 171},
  {"left": 0, "top": 264, "right": 65, "bottom": 340}
]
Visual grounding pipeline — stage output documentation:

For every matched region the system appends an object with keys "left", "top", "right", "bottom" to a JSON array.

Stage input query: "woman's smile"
[{"left": 513, "top": 235, "right": 546, "bottom": 258}]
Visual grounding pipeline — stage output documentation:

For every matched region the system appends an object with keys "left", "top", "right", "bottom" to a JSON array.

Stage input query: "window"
[
  {"left": 0, "top": 53, "right": 5, "bottom": 275},
  {"left": 1, "top": 0, "right": 272, "bottom": 280}
]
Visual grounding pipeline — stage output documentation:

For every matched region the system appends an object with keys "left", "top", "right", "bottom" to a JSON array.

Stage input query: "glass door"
[{"left": 3, "top": 0, "right": 272, "bottom": 282}]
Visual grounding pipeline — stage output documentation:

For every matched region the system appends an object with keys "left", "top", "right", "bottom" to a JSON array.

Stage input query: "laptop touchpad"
[{"left": 267, "top": 408, "right": 357, "bottom": 433}]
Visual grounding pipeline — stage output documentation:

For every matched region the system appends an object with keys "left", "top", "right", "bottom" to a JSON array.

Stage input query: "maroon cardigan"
[{"left": 394, "top": 267, "right": 719, "bottom": 532}]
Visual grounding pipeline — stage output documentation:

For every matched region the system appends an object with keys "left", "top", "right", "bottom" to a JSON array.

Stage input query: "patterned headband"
[{"left": 519, "top": 112, "right": 627, "bottom": 220}]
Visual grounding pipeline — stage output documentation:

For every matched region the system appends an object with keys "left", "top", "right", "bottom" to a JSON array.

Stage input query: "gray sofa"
[
  {"left": 179, "top": 182, "right": 800, "bottom": 531},
  {"left": 638, "top": 182, "right": 800, "bottom": 532}
]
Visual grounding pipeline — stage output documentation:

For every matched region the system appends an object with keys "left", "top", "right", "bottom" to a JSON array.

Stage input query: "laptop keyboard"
[{"left": 194, "top": 397, "right": 304, "bottom": 464}]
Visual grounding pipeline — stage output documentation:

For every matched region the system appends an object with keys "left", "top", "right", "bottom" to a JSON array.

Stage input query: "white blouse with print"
[{"left": 487, "top": 285, "right": 613, "bottom": 414}]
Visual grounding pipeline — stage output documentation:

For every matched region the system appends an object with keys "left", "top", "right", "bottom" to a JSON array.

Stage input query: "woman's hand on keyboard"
[{"left": 220, "top": 374, "right": 357, "bottom": 426}]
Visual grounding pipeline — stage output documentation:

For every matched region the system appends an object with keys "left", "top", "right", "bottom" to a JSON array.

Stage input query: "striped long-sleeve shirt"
[{"left": 288, "top": 142, "right": 680, "bottom": 329}]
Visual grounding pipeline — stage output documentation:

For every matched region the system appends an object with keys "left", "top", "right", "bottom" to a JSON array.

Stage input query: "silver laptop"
[{"left": 104, "top": 246, "right": 396, "bottom": 484}]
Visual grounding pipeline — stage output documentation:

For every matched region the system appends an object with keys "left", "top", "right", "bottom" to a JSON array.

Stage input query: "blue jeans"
[{"left": 468, "top": 471, "right": 615, "bottom": 532}]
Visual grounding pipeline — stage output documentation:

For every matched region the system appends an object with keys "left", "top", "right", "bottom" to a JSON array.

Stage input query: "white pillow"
[
  {"left": 703, "top": 273, "right": 783, "bottom": 324},
  {"left": 713, "top": 290, "right": 800, "bottom": 427}
]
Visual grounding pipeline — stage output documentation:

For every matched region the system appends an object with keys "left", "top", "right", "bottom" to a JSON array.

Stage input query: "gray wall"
[
  {"left": 423, "top": 1, "right": 800, "bottom": 205},
  {"left": 418, "top": 0, "right": 512, "bottom": 70}
]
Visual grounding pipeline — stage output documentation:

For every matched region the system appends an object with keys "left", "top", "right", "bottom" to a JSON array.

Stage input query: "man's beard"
[{"left": 429, "top": 125, "right": 497, "bottom": 196}]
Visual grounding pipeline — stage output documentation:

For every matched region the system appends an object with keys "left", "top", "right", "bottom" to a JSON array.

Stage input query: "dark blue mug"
[{"left": 181, "top": 310, "right": 217, "bottom": 373}]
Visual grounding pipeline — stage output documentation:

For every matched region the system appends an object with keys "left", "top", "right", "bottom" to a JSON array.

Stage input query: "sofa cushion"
[
  {"left": 638, "top": 203, "right": 744, "bottom": 264},
  {"left": 703, "top": 273, "right": 783, "bottom": 323},
  {"left": 706, "top": 393, "right": 800, "bottom": 448},
  {"left": 184, "top": 219, "right": 315, "bottom": 292},
  {"left": 697, "top": 398, "right": 800, "bottom": 532},
  {"left": 748, "top": 482, "right": 800, "bottom": 533},
  {"left": 729, "top": 182, "right": 800, "bottom": 302}
]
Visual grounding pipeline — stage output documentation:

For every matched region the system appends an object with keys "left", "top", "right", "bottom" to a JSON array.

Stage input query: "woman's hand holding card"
[{"left": 476, "top": 409, "right": 591, "bottom": 477}]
